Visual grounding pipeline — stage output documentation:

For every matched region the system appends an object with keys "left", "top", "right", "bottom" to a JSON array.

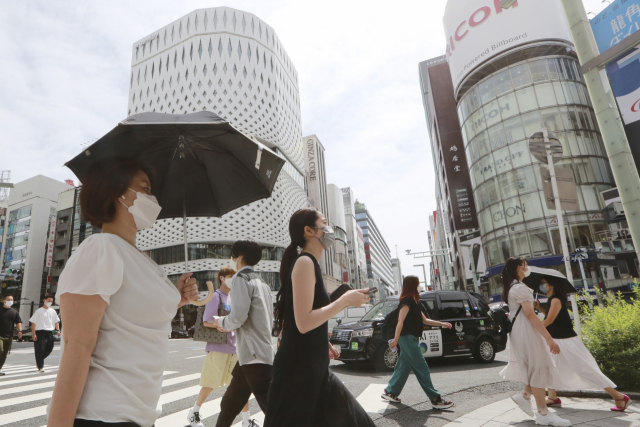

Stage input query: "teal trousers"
[{"left": 385, "top": 335, "right": 440, "bottom": 400}]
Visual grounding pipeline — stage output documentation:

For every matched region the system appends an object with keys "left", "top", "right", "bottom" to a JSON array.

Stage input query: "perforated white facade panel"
[{"left": 129, "top": 7, "right": 308, "bottom": 276}]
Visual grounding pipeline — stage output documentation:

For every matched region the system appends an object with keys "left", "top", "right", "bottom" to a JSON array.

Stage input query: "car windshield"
[{"left": 361, "top": 300, "right": 399, "bottom": 321}]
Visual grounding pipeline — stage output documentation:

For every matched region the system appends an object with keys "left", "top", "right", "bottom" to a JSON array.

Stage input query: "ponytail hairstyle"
[
  {"left": 501, "top": 256, "right": 526, "bottom": 304},
  {"left": 272, "top": 208, "right": 320, "bottom": 337}
]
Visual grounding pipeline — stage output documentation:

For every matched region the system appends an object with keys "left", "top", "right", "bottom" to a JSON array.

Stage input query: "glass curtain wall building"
[{"left": 457, "top": 48, "right": 614, "bottom": 298}]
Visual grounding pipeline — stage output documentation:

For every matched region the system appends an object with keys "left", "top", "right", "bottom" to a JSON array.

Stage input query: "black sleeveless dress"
[{"left": 264, "top": 253, "right": 375, "bottom": 427}]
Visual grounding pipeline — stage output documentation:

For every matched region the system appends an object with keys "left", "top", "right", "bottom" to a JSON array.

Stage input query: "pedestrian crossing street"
[{"left": 0, "top": 363, "right": 394, "bottom": 426}]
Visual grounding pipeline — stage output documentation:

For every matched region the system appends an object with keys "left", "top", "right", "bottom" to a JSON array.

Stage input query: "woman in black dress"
[{"left": 265, "top": 209, "right": 375, "bottom": 427}]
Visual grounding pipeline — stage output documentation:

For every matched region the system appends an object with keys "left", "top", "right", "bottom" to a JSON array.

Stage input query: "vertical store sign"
[
  {"left": 590, "top": 1, "right": 640, "bottom": 125},
  {"left": 46, "top": 213, "right": 57, "bottom": 268}
]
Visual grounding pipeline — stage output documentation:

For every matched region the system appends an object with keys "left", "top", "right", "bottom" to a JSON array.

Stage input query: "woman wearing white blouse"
[{"left": 47, "top": 159, "right": 199, "bottom": 427}]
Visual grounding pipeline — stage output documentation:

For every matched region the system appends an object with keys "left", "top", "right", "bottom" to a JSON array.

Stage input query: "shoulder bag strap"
[{"left": 511, "top": 305, "right": 523, "bottom": 325}]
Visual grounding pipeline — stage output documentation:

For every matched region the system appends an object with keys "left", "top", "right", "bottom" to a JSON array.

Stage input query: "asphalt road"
[{"left": 0, "top": 338, "right": 520, "bottom": 427}]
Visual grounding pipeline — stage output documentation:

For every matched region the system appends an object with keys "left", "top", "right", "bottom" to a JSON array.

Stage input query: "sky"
[{"left": 0, "top": 0, "right": 611, "bottom": 286}]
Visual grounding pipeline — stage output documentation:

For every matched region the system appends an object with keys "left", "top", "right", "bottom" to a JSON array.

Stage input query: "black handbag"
[{"left": 192, "top": 290, "right": 230, "bottom": 343}]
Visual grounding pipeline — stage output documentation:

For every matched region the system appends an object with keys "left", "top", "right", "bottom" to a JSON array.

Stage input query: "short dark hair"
[
  {"left": 1, "top": 294, "right": 13, "bottom": 301},
  {"left": 43, "top": 294, "right": 54, "bottom": 301},
  {"left": 231, "top": 239, "right": 262, "bottom": 266},
  {"left": 79, "top": 159, "right": 153, "bottom": 228}
]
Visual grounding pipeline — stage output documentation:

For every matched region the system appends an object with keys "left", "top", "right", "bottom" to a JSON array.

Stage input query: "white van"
[{"left": 328, "top": 304, "right": 373, "bottom": 332}]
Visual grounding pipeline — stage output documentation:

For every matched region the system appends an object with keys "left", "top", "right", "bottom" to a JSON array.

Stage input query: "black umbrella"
[
  {"left": 522, "top": 266, "right": 578, "bottom": 295},
  {"left": 65, "top": 111, "right": 286, "bottom": 304}
]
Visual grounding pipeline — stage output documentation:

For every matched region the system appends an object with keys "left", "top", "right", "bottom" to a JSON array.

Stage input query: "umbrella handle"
[{"left": 188, "top": 281, "right": 214, "bottom": 306}]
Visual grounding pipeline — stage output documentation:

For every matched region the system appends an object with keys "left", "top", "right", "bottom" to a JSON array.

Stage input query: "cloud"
[{"left": 16, "top": 0, "right": 611, "bottom": 285}]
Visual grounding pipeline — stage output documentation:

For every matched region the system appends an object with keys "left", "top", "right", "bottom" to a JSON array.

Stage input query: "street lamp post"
[
  {"left": 414, "top": 264, "right": 428, "bottom": 291},
  {"left": 406, "top": 249, "right": 453, "bottom": 290},
  {"left": 529, "top": 127, "right": 582, "bottom": 336}
]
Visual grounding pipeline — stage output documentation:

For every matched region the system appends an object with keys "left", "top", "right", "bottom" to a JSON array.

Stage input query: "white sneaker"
[
  {"left": 187, "top": 408, "right": 204, "bottom": 427},
  {"left": 512, "top": 391, "right": 534, "bottom": 417},
  {"left": 535, "top": 411, "right": 572, "bottom": 426},
  {"left": 38, "top": 369, "right": 45, "bottom": 373}
]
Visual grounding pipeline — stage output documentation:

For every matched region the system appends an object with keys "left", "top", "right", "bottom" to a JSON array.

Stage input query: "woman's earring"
[{"left": 122, "top": 195, "right": 125, "bottom": 199}]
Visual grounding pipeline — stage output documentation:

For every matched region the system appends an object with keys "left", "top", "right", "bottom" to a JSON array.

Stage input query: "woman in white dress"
[
  {"left": 47, "top": 159, "right": 200, "bottom": 427},
  {"left": 534, "top": 276, "right": 631, "bottom": 412},
  {"left": 499, "top": 257, "right": 571, "bottom": 427}
]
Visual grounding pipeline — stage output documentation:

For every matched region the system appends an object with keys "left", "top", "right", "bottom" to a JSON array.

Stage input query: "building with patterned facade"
[{"left": 128, "top": 7, "right": 308, "bottom": 295}]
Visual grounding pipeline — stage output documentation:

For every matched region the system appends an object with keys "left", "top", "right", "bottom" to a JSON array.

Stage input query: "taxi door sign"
[{"left": 419, "top": 329, "right": 443, "bottom": 358}]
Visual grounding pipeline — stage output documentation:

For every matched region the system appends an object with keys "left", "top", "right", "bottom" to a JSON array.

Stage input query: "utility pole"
[
  {"left": 501, "top": 0, "right": 640, "bottom": 284},
  {"left": 529, "top": 128, "right": 582, "bottom": 336}
]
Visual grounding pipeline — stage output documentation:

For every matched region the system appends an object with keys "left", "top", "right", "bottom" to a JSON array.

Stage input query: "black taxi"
[{"left": 330, "top": 290, "right": 506, "bottom": 371}]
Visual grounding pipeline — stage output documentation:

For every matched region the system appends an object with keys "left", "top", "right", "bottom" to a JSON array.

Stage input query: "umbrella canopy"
[
  {"left": 65, "top": 111, "right": 285, "bottom": 219},
  {"left": 65, "top": 111, "right": 286, "bottom": 305},
  {"left": 522, "top": 266, "right": 578, "bottom": 295}
]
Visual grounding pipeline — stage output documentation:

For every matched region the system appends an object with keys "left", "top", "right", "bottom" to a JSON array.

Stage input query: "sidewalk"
[{"left": 442, "top": 396, "right": 639, "bottom": 426}]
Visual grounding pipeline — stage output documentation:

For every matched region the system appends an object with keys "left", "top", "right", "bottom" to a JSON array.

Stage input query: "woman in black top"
[
  {"left": 534, "top": 277, "right": 630, "bottom": 412},
  {"left": 265, "top": 209, "right": 375, "bottom": 427},
  {"left": 381, "top": 276, "right": 454, "bottom": 408}
]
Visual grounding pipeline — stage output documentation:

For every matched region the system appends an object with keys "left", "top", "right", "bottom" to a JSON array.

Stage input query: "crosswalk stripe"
[
  {"left": 0, "top": 374, "right": 57, "bottom": 387},
  {"left": 0, "top": 406, "right": 47, "bottom": 426},
  {"left": 0, "top": 367, "right": 58, "bottom": 375},
  {"left": 161, "top": 373, "right": 201, "bottom": 387},
  {"left": 158, "top": 385, "right": 201, "bottom": 404},
  {"left": 185, "top": 355, "right": 206, "bottom": 359},
  {"left": 356, "top": 383, "right": 393, "bottom": 414},
  {"left": 0, "top": 365, "right": 30, "bottom": 371},
  {"left": 0, "top": 391, "right": 52, "bottom": 408},
  {"left": 0, "top": 381, "right": 56, "bottom": 396},
  {"left": 0, "top": 372, "right": 202, "bottom": 425}
]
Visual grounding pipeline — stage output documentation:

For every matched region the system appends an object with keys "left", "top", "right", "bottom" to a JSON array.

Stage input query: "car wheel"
[
  {"left": 375, "top": 345, "right": 399, "bottom": 372},
  {"left": 473, "top": 337, "right": 495, "bottom": 363}
]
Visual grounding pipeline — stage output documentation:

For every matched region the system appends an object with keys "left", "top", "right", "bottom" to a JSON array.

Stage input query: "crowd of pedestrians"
[{"left": 0, "top": 159, "right": 631, "bottom": 427}]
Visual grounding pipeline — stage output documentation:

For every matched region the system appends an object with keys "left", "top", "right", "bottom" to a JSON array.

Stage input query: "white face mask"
[
  {"left": 540, "top": 283, "right": 550, "bottom": 294},
  {"left": 119, "top": 188, "right": 162, "bottom": 230},
  {"left": 4, "top": 301, "right": 13, "bottom": 308},
  {"left": 231, "top": 257, "right": 240, "bottom": 272},
  {"left": 312, "top": 226, "right": 336, "bottom": 251},
  {"left": 44, "top": 301, "right": 52, "bottom": 308},
  {"left": 222, "top": 277, "right": 233, "bottom": 289},
  {"left": 523, "top": 266, "right": 531, "bottom": 278}
]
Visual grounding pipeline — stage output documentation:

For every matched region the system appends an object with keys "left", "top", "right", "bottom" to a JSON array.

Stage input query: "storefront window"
[
  {"left": 510, "top": 63, "right": 532, "bottom": 88},
  {"left": 459, "top": 55, "right": 612, "bottom": 273},
  {"left": 529, "top": 229, "right": 552, "bottom": 257},
  {"left": 503, "top": 196, "right": 525, "bottom": 226},
  {"left": 535, "top": 83, "right": 557, "bottom": 107},
  {"left": 503, "top": 116, "right": 525, "bottom": 142},
  {"left": 516, "top": 86, "right": 538, "bottom": 112},
  {"left": 520, "top": 192, "right": 544, "bottom": 221},
  {"left": 571, "top": 224, "right": 593, "bottom": 249},
  {"left": 529, "top": 59, "right": 550, "bottom": 82},
  {"left": 510, "top": 232, "right": 531, "bottom": 258},
  {"left": 494, "top": 69, "right": 513, "bottom": 96}
]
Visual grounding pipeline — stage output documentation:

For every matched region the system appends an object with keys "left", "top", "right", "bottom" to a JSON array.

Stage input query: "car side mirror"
[{"left": 337, "top": 318, "right": 342, "bottom": 325}]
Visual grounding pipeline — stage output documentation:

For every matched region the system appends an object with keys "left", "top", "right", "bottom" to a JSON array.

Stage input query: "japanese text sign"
[{"left": 590, "top": 0, "right": 640, "bottom": 54}]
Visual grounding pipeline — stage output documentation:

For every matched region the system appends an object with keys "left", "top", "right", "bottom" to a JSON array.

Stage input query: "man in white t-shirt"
[{"left": 29, "top": 294, "right": 60, "bottom": 372}]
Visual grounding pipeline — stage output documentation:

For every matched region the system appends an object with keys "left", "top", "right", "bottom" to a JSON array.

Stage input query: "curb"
[{"left": 556, "top": 390, "right": 640, "bottom": 400}]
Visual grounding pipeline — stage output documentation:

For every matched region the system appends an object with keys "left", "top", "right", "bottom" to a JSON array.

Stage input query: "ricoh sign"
[{"left": 443, "top": 0, "right": 573, "bottom": 91}]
